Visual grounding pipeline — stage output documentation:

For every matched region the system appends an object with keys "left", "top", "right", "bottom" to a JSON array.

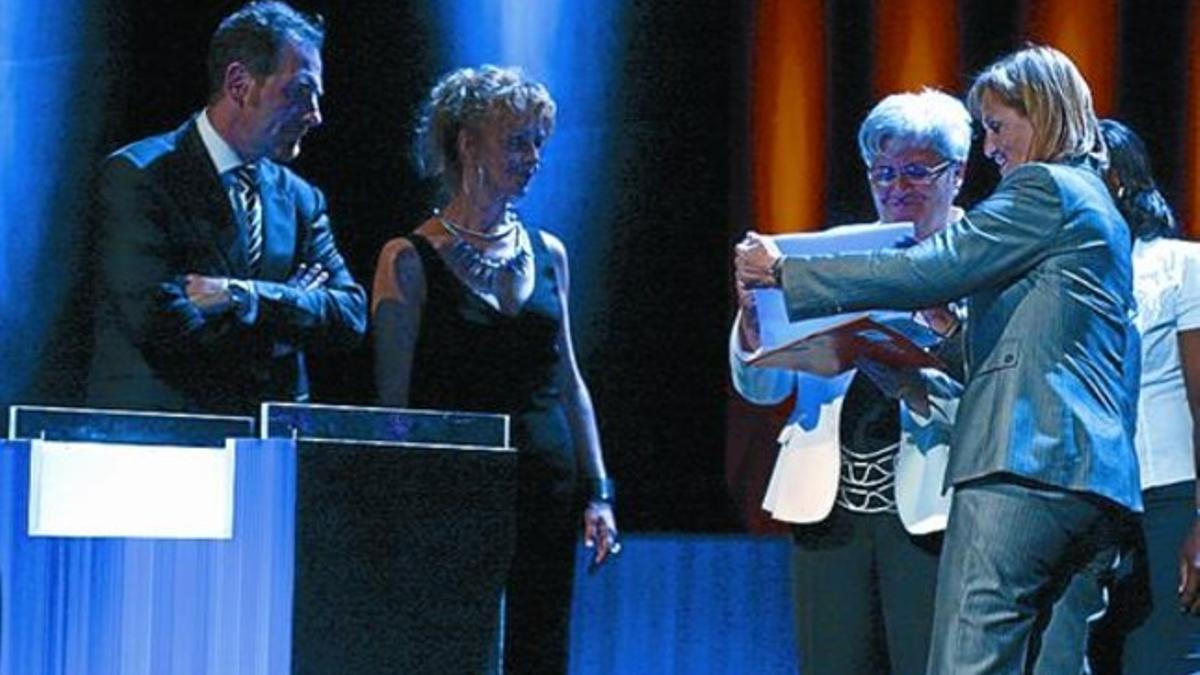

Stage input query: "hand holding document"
[
  {"left": 744, "top": 222, "right": 950, "bottom": 397},
  {"left": 734, "top": 232, "right": 783, "bottom": 290}
]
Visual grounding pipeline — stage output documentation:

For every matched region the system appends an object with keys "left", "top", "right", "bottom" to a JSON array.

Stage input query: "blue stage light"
[{"left": 0, "top": 1, "right": 89, "bottom": 405}]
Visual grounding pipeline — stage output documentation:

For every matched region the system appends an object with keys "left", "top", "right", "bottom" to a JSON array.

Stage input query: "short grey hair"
[{"left": 857, "top": 88, "right": 972, "bottom": 166}]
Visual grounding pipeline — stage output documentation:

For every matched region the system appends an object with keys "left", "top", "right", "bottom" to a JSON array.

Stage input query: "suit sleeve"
[
  {"left": 245, "top": 181, "right": 368, "bottom": 351},
  {"left": 95, "top": 154, "right": 261, "bottom": 357},
  {"left": 780, "top": 164, "right": 1064, "bottom": 321}
]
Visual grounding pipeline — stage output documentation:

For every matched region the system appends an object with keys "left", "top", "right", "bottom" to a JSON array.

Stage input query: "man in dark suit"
[{"left": 88, "top": 1, "right": 367, "bottom": 415}]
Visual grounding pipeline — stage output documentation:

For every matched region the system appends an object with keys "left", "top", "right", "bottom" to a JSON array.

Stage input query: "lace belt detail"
[{"left": 836, "top": 442, "right": 898, "bottom": 514}]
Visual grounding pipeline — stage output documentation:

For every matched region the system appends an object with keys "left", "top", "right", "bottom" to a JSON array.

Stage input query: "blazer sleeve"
[
  {"left": 728, "top": 313, "right": 795, "bottom": 405},
  {"left": 245, "top": 181, "right": 368, "bottom": 351},
  {"left": 779, "top": 164, "right": 1064, "bottom": 321}
]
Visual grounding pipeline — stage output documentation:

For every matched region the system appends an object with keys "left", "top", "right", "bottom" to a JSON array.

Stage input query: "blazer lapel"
[
  {"left": 169, "top": 120, "right": 242, "bottom": 273},
  {"left": 258, "top": 162, "right": 296, "bottom": 282}
]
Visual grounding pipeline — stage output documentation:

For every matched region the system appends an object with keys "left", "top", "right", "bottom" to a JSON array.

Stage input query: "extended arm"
[
  {"left": 1176, "top": 329, "right": 1200, "bottom": 612},
  {"left": 543, "top": 232, "right": 618, "bottom": 567},
  {"left": 773, "top": 165, "right": 1062, "bottom": 320}
]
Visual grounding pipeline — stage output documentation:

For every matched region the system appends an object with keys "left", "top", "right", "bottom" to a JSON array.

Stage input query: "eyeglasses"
[{"left": 868, "top": 160, "right": 956, "bottom": 186}]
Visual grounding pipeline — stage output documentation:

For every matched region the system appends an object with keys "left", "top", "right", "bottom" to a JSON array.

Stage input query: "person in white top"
[
  {"left": 729, "top": 89, "right": 968, "bottom": 674},
  {"left": 1089, "top": 118, "right": 1200, "bottom": 673}
]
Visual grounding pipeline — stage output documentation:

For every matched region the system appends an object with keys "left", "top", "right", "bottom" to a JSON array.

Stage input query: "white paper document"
[
  {"left": 28, "top": 439, "right": 237, "bottom": 539},
  {"left": 752, "top": 221, "right": 915, "bottom": 350}
]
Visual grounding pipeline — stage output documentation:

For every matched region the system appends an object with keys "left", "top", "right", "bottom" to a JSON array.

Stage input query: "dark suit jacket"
[
  {"left": 87, "top": 117, "right": 367, "bottom": 414},
  {"left": 778, "top": 162, "right": 1142, "bottom": 511}
]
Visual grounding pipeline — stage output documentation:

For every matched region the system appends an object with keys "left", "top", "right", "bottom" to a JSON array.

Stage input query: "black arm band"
[{"left": 588, "top": 477, "right": 616, "bottom": 504}]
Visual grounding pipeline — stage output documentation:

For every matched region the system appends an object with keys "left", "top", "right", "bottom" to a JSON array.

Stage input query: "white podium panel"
[{"left": 28, "top": 438, "right": 236, "bottom": 539}]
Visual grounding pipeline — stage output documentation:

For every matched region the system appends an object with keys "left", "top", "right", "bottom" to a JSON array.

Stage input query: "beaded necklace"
[{"left": 436, "top": 211, "right": 533, "bottom": 303}]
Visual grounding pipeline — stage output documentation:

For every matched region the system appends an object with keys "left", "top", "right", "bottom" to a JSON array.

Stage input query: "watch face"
[{"left": 228, "top": 280, "right": 251, "bottom": 311}]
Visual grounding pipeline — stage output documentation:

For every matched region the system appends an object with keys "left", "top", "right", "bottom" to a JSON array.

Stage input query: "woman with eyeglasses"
[
  {"left": 736, "top": 45, "right": 1141, "bottom": 673},
  {"left": 1087, "top": 118, "right": 1200, "bottom": 674},
  {"left": 729, "top": 88, "right": 970, "bottom": 674}
]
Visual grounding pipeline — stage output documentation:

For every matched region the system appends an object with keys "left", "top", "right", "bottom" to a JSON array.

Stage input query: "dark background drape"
[{"left": 4, "top": 0, "right": 1194, "bottom": 532}]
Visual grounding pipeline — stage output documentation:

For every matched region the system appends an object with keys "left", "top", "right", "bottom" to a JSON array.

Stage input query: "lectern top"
[
  {"left": 260, "top": 402, "right": 511, "bottom": 450},
  {"left": 8, "top": 405, "right": 254, "bottom": 448}
]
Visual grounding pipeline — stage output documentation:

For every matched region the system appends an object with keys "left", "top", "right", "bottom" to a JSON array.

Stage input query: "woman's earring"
[
  {"left": 476, "top": 165, "right": 485, "bottom": 192},
  {"left": 461, "top": 165, "right": 473, "bottom": 196},
  {"left": 1116, "top": 185, "right": 1127, "bottom": 199}
]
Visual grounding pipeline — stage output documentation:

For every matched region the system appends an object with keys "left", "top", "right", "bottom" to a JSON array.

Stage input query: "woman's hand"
[
  {"left": 734, "top": 232, "right": 783, "bottom": 289},
  {"left": 1178, "top": 518, "right": 1200, "bottom": 613},
  {"left": 916, "top": 304, "right": 960, "bottom": 337},
  {"left": 583, "top": 501, "right": 620, "bottom": 570}
]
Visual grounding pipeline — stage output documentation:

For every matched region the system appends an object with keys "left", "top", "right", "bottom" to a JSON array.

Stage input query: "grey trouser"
[
  {"left": 791, "top": 506, "right": 941, "bottom": 674},
  {"left": 928, "top": 476, "right": 1124, "bottom": 674}
]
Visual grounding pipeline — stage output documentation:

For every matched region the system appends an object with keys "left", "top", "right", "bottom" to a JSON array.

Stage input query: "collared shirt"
[
  {"left": 195, "top": 108, "right": 260, "bottom": 323},
  {"left": 196, "top": 108, "right": 244, "bottom": 176},
  {"left": 1132, "top": 236, "right": 1200, "bottom": 489},
  {"left": 196, "top": 108, "right": 256, "bottom": 217}
]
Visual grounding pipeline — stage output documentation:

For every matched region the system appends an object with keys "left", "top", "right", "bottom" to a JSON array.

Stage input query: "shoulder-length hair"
[{"left": 967, "top": 45, "right": 1106, "bottom": 168}]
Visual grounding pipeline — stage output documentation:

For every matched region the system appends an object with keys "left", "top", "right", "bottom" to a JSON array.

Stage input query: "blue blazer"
[
  {"left": 778, "top": 162, "right": 1142, "bottom": 511},
  {"left": 87, "top": 118, "right": 367, "bottom": 414}
]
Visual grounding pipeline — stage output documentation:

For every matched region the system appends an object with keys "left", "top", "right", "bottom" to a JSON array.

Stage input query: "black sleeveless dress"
[{"left": 408, "top": 226, "right": 580, "bottom": 674}]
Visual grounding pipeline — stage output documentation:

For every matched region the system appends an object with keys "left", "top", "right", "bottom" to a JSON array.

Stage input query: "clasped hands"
[
  {"left": 733, "top": 231, "right": 947, "bottom": 415},
  {"left": 185, "top": 262, "right": 329, "bottom": 314},
  {"left": 734, "top": 231, "right": 783, "bottom": 291}
]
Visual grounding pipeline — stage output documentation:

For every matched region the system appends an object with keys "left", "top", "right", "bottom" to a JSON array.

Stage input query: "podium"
[
  {"left": 265, "top": 403, "right": 516, "bottom": 675},
  {"left": 0, "top": 403, "right": 515, "bottom": 675}
]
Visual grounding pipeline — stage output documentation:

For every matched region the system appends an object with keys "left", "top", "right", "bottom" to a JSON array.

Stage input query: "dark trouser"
[
  {"left": 927, "top": 476, "right": 1125, "bottom": 675},
  {"left": 1090, "top": 479, "right": 1199, "bottom": 675},
  {"left": 503, "top": 471, "right": 578, "bottom": 675},
  {"left": 790, "top": 506, "right": 941, "bottom": 675}
]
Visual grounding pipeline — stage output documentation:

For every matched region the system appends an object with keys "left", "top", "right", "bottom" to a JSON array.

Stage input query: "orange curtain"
[
  {"left": 873, "top": 0, "right": 960, "bottom": 97},
  {"left": 1026, "top": 0, "right": 1119, "bottom": 116},
  {"left": 752, "top": 0, "right": 827, "bottom": 234}
]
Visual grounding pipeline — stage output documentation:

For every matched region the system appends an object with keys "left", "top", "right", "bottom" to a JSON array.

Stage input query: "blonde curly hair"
[{"left": 414, "top": 65, "right": 556, "bottom": 193}]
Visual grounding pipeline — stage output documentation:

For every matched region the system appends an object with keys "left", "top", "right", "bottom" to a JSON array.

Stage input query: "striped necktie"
[{"left": 232, "top": 163, "right": 263, "bottom": 274}]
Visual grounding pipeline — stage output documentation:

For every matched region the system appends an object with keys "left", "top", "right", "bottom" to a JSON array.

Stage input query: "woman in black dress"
[{"left": 371, "top": 64, "right": 618, "bottom": 674}]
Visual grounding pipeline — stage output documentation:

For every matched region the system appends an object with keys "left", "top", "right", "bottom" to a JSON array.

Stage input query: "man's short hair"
[{"left": 207, "top": 1, "right": 324, "bottom": 100}]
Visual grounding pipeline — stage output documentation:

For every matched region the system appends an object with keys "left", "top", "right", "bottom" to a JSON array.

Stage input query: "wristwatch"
[
  {"left": 770, "top": 257, "right": 785, "bottom": 287},
  {"left": 227, "top": 278, "right": 254, "bottom": 317}
]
